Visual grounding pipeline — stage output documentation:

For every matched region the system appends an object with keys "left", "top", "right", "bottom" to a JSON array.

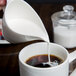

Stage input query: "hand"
[{"left": 0, "top": 0, "right": 6, "bottom": 10}]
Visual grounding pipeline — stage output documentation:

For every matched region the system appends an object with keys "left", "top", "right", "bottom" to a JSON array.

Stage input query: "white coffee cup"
[
  {"left": 2, "top": 0, "right": 49, "bottom": 43},
  {"left": 19, "top": 42, "right": 76, "bottom": 76}
]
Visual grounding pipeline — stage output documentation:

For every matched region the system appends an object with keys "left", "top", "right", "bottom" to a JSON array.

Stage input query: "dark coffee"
[{"left": 25, "top": 54, "right": 63, "bottom": 68}]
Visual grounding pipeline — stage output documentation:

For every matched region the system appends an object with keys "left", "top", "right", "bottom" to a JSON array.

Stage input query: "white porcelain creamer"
[{"left": 2, "top": 0, "right": 50, "bottom": 43}]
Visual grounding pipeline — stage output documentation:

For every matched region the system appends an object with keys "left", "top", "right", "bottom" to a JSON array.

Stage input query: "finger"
[{"left": 0, "top": 0, "right": 6, "bottom": 6}]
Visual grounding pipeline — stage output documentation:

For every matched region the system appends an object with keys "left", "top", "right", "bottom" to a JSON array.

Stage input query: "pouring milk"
[{"left": 2, "top": 0, "right": 57, "bottom": 66}]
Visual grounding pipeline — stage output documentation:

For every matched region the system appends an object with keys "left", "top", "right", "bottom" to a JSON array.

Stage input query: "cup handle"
[
  {"left": 70, "top": 68, "right": 76, "bottom": 76},
  {"left": 69, "top": 50, "right": 76, "bottom": 63},
  {"left": 69, "top": 50, "right": 76, "bottom": 76}
]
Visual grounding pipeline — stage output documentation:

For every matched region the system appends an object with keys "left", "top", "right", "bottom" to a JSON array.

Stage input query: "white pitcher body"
[{"left": 2, "top": 0, "right": 49, "bottom": 43}]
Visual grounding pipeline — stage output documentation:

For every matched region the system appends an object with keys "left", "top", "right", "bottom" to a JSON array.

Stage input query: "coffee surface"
[{"left": 25, "top": 54, "right": 63, "bottom": 68}]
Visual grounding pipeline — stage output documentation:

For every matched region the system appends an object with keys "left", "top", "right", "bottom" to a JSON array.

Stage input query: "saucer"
[{"left": 0, "top": 19, "right": 9, "bottom": 44}]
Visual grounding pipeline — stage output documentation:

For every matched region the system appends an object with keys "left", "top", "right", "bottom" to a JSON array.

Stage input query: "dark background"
[{"left": 25, "top": 0, "right": 76, "bottom": 4}]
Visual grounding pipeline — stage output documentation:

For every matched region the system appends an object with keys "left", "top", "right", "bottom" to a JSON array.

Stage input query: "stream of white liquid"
[
  {"left": 47, "top": 42, "right": 51, "bottom": 64},
  {"left": 46, "top": 42, "right": 58, "bottom": 67}
]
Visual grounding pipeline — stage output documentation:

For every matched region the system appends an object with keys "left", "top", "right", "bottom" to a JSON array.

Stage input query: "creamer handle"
[{"left": 7, "top": 0, "right": 10, "bottom": 3}]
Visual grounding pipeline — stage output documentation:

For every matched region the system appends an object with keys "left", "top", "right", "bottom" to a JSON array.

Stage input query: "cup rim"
[{"left": 19, "top": 42, "right": 69, "bottom": 70}]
